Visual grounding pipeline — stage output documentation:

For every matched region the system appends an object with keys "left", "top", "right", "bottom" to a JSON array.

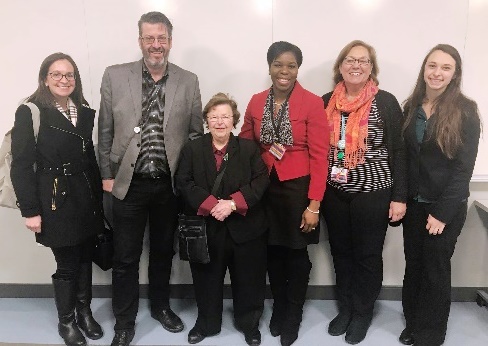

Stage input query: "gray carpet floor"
[{"left": 1, "top": 298, "right": 488, "bottom": 345}]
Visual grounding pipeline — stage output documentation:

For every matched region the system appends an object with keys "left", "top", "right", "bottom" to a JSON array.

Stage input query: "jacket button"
[
  {"left": 137, "top": 143, "right": 141, "bottom": 147},
  {"left": 131, "top": 164, "right": 135, "bottom": 167}
]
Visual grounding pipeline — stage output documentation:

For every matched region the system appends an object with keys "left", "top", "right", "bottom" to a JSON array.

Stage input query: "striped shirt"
[
  {"left": 327, "top": 100, "right": 392, "bottom": 193},
  {"left": 134, "top": 63, "right": 170, "bottom": 176}
]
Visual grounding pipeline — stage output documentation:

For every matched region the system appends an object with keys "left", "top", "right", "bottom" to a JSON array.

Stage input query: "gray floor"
[{"left": 0, "top": 298, "right": 487, "bottom": 345}]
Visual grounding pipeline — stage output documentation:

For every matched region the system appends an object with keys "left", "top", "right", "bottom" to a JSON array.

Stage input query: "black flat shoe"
[
  {"left": 345, "top": 314, "right": 372, "bottom": 345},
  {"left": 328, "top": 311, "right": 352, "bottom": 336},
  {"left": 188, "top": 327, "right": 206, "bottom": 344},
  {"left": 245, "top": 328, "right": 261, "bottom": 345},
  {"left": 151, "top": 308, "right": 184, "bottom": 333},
  {"left": 399, "top": 328, "right": 414, "bottom": 345}
]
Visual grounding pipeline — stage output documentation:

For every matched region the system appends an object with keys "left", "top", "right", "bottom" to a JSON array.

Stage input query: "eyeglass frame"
[
  {"left": 207, "top": 115, "right": 233, "bottom": 123},
  {"left": 139, "top": 36, "right": 171, "bottom": 45},
  {"left": 48, "top": 72, "right": 76, "bottom": 81},
  {"left": 342, "top": 56, "right": 371, "bottom": 66}
]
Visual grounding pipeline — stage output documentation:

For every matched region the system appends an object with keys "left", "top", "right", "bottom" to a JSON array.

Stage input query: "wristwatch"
[{"left": 230, "top": 199, "right": 237, "bottom": 212}]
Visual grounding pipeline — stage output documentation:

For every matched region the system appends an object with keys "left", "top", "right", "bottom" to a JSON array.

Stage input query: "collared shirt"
[
  {"left": 55, "top": 98, "right": 77, "bottom": 126},
  {"left": 134, "top": 62, "right": 170, "bottom": 176},
  {"left": 197, "top": 143, "right": 248, "bottom": 216}
]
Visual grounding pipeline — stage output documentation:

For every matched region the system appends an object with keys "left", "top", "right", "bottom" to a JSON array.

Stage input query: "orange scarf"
[{"left": 326, "top": 79, "right": 378, "bottom": 169}]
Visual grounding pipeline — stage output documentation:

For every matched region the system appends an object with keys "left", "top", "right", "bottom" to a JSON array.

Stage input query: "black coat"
[
  {"left": 403, "top": 101, "right": 480, "bottom": 224},
  {"left": 11, "top": 103, "right": 103, "bottom": 247},
  {"left": 175, "top": 133, "right": 269, "bottom": 244},
  {"left": 322, "top": 89, "right": 408, "bottom": 203}
]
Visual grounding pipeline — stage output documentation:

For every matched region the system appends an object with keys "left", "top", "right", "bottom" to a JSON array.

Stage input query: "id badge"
[
  {"left": 331, "top": 165, "right": 348, "bottom": 183},
  {"left": 269, "top": 142, "right": 286, "bottom": 160}
]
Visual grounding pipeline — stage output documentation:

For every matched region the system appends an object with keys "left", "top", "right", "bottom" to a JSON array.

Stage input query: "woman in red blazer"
[{"left": 239, "top": 41, "right": 328, "bottom": 346}]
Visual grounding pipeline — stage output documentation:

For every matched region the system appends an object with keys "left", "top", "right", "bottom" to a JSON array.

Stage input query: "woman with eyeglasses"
[
  {"left": 10, "top": 53, "right": 104, "bottom": 346},
  {"left": 321, "top": 40, "right": 407, "bottom": 344},
  {"left": 240, "top": 41, "right": 328, "bottom": 346},
  {"left": 175, "top": 93, "right": 269, "bottom": 345},
  {"left": 399, "top": 44, "right": 480, "bottom": 346}
]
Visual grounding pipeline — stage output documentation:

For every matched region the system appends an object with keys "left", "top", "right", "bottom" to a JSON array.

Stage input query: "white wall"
[{"left": 1, "top": 0, "right": 488, "bottom": 287}]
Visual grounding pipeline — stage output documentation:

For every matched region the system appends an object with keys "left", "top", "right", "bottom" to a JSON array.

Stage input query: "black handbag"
[
  {"left": 178, "top": 214, "right": 209, "bottom": 264},
  {"left": 178, "top": 162, "right": 228, "bottom": 264},
  {"left": 93, "top": 215, "right": 114, "bottom": 271}
]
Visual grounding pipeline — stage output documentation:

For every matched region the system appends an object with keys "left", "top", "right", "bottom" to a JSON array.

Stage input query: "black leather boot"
[
  {"left": 76, "top": 263, "right": 103, "bottom": 340},
  {"left": 52, "top": 275, "right": 87, "bottom": 346},
  {"left": 279, "top": 254, "right": 312, "bottom": 346}
]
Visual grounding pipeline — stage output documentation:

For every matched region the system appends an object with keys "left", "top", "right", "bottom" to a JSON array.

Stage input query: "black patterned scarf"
[{"left": 259, "top": 87, "right": 294, "bottom": 146}]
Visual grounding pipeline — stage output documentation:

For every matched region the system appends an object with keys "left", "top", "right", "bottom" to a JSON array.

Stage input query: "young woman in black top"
[{"left": 400, "top": 44, "right": 481, "bottom": 346}]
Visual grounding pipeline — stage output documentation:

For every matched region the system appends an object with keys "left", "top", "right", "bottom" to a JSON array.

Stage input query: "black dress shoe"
[
  {"left": 245, "top": 328, "right": 261, "bottom": 345},
  {"left": 399, "top": 328, "right": 414, "bottom": 345},
  {"left": 188, "top": 327, "right": 206, "bottom": 344},
  {"left": 151, "top": 308, "right": 184, "bottom": 333},
  {"left": 328, "top": 311, "right": 352, "bottom": 336},
  {"left": 111, "top": 329, "right": 135, "bottom": 346}
]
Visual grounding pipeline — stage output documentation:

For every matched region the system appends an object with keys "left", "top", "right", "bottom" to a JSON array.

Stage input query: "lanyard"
[{"left": 337, "top": 114, "right": 346, "bottom": 162}]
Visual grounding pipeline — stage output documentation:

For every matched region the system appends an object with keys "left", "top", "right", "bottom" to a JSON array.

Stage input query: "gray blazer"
[{"left": 98, "top": 60, "right": 203, "bottom": 200}]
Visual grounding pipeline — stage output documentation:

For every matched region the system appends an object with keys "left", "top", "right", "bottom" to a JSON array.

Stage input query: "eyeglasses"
[
  {"left": 49, "top": 72, "right": 76, "bottom": 81},
  {"left": 343, "top": 57, "right": 371, "bottom": 66},
  {"left": 140, "top": 36, "right": 170, "bottom": 45},
  {"left": 208, "top": 115, "right": 233, "bottom": 123}
]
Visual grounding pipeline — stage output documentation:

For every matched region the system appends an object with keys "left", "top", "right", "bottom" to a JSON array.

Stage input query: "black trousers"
[
  {"left": 51, "top": 237, "right": 95, "bottom": 280},
  {"left": 190, "top": 224, "right": 267, "bottom": 336},
  {"left": 111, "top": 175, "right": 178, "bottom": 330},
  {"left": 322, "top": 184, "right": 391, "bottom": 315},
  {"left": 402, "top": 199, "right": 467, "bottom": 346}
]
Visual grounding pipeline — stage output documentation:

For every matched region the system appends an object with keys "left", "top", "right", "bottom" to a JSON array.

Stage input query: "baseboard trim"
[{"left": 1, "top": 284, "right": 486, "bottom": 302}]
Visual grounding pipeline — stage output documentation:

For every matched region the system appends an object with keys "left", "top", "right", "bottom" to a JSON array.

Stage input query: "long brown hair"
[
  {"left": 403, "top": 44, "right": 479, "bottom": 159},
  {"left": 27, "top": 52, "right": 88, "bottom": 110}
]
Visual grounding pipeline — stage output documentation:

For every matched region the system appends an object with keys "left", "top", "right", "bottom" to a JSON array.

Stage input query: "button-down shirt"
[{"left": 134, "top": 62, "right": 170, "bottom": 176}]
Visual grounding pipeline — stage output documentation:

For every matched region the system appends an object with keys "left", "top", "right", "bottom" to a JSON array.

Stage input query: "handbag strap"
[
  {"left": 211, "top": 163, "right": 227, "bottom": 196},
  {"left": 102, "top": 214, "right": 114, "bottom": 232}
]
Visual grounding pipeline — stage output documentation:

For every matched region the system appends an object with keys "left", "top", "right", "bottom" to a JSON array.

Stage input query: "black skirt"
[{"left": 266, "top": 168, "right": 319, "bottom": 249}]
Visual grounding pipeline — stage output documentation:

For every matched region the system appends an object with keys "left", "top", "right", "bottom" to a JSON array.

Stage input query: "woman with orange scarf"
[{"left": 321, "top": 40, "right": 407, "bottom": 344}]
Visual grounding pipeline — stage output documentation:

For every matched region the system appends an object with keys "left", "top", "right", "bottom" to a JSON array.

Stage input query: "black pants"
[
  {"left": 402, "top": 199, "right": 467, "bottom": 346},
  {"left": 111, "top": 175, "right": 178, "bottom": 330},
  {"left": 190, "top": 224, "right": 267, "bottom": 336},
  {"left": 51, "top": 237, "right": 95, "bottom": 280},
  {"left": 322, "top": 184, "right": 390, "bottom": 315}
]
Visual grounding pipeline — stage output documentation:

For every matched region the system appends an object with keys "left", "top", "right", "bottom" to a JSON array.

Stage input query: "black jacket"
[
  {"left": 322, "top": 89, "right": 407, "bottom": 202},
  {"left": 11, "top": 103, "right": 103, "bottom": 247},
  {"left": 175, "top": 133, "right": 269, "bottom": 244},
  {"left": 403, "top": 101, "right": 480, "bottom": 224}
]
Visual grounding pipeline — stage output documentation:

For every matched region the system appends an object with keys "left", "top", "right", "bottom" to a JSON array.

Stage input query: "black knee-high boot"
[
  {"left": 52, "top": 275, "right": 87, "bottom": 346},
  {"left": 76, "top": 263, "right": 103, "bottom": 340},
  {"left": 280, "top": 251, "right": 312, "bottom": 346},
  {"left": 267, "top": 246, "right": 288, "bottom": 337}
]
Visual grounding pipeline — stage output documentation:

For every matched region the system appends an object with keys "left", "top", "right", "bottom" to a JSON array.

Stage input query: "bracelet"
[{"left": 306, "top": 206, "right": 320, "bottom": 214}]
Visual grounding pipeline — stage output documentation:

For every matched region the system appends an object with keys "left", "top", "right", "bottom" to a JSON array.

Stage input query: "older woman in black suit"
[
  {"left": 10, "top": 53, "right": 104, "bottom": 346},
  {"left": 175, "top": 93, "right": 269, "bottom": 345}
]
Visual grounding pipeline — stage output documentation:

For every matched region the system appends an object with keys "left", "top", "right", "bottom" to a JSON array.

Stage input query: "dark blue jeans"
[{"left": 111, "top": 174, "right": 178, "bottom": 331}]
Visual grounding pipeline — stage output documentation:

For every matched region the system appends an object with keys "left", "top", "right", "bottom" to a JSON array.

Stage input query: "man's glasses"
[
  {"left": 49, "top": 72, "right": 75, "bottom": 81},
  {"left": 140, "top": 36, "right": 170, "bottom": 45}
]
